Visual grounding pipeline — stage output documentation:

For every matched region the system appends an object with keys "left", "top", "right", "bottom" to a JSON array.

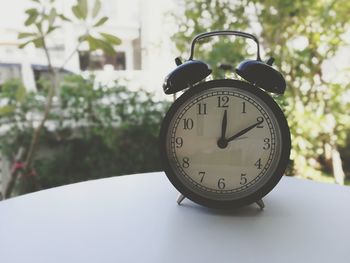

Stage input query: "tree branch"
[
  {"left": 23, "top": 34, "right": 57, "bottom": 174},
  {"left": 59, "top": 30, "right": 88, "bottom": 71},
  {"left": 59, "top": 41, "right": 82, "bottom": 71}
]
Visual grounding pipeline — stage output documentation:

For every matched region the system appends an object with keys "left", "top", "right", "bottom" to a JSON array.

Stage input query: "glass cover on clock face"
[{"left": 166, "top": 87, "right": 283, "bottom": 201}]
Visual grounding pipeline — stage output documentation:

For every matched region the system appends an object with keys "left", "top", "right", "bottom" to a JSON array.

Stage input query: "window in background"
[
  {"left": 114, "top": 52, "right": 126, "bottom": 70},
  {"left": 79, "top": 51, "right": 127, "bottom": 71},
  {"left": 79, "top": 51, "right": 90, "bottom": 71},
  {"left": 32, "top": 65, "right": 71, "bottom": 91}
]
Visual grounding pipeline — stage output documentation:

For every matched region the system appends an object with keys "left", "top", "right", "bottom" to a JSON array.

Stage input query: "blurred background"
[{"left": 0, "top": 0, "right": 349, "bottom": 199}]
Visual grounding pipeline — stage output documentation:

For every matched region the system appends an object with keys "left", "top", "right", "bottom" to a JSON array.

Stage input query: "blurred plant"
[
  {"left": 0, "top": 75, "right": 169, "bottom": 194},
  {"left": 172, "top": 0, "right": 350, "bottom": 184},
  {"left": 0, "top": 0, "right": 121, "bottom": 197},
  {"left": 172, "top": 0, "right": 251, "bottom": 76}
]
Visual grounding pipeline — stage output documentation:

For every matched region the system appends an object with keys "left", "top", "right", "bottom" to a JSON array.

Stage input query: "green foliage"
[
  {"left": 172, "top": 0, "right": 350, "bottom": 179},
  {"left": 0, "top": 79, "right": 27, "bottom": 116},
  {"left": 2, "top": 0, "right": 125, "bottom": 197},
  {"left": 172, "top": 0, "right": 251, "bottom": 76},
  {"left": 0, "top": 76, "right": 169, "bottom": 190},
  {"left": 18, "top": 0, "right": 120, "bottom": 55}
]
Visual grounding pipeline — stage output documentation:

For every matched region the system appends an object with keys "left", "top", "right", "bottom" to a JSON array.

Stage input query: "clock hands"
[{"left": 217, "top": 113, "right": 263, "bottom": 149}]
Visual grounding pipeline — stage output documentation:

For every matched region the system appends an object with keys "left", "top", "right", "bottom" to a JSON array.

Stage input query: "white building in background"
[{"left": 0, "top": 0, "right": 176, "bottom": 97}]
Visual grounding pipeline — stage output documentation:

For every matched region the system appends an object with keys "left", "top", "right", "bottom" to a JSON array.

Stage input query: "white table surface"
[{"left": 0, "top": 172, "right": 349, "bottom": 263}]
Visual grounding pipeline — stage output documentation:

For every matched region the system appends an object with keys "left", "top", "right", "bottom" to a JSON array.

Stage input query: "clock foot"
[
  {"left": 256, "top": 199, "right": 265, "bottom": 210},
  {"left": 176, "top": 194, "right": 186, "bottom": 205}
]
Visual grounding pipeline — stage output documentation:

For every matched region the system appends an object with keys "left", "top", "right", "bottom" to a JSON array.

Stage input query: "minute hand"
[{"left": 226, "top": 120, "right": 263, "bottom": 143}]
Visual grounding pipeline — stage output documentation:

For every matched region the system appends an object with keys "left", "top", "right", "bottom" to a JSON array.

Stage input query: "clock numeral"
[
  {"left": 218, "top": 178, "right": 226, "bottom": 189},
  {"left": 199, "top": 171, "right": 205, "bottom": 182},
  {"left": 254, "top": 158, "right": 262, "bottom": 169},
  {"left": 217, "top": 96, "right": 229, "bottom": 108},
  {"left": 263, "top": 138, "right": 270, "bottom": 150},
  {"left": 256, "top": 117, "right": 264, "bottom": 128},
  {"left": 182, "top": 157, "right": 190, "bottom": 168},
  {"left": 197, "top": 103, "right": 207, "bottom": 115},
  {"left": 183, "top": 118, "right": 194, "bottom": 130},
  {"left": 240, "top": 173, "right": 247, "bottom": 185},
  {"left": 175, "top": 137, "right": 183, "bottom": 148},
  {"left": 242, "top": 101, "right": 246, "bottom": 113}
]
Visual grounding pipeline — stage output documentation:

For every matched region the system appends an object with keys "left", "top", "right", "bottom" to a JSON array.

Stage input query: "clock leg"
[
  {"left": 176, "top": 194, "right": 186, "bottom": 205},
  {"left": 256, "top": 199, "right": 265, "bottom": 210}
]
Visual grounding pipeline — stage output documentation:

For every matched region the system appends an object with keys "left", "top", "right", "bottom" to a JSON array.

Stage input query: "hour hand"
[{"left": 226, "top": 119, "right": 263, "bottom": 143}]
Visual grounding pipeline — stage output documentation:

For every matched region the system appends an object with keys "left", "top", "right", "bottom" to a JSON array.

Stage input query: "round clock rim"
[{"left": 159, "top": 79, "right": 291, "bottom": 209}]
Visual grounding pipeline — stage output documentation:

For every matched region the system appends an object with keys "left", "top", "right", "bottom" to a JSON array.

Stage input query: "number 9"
[{"left": 176, "top": 137, "right": 183, "bottom": 148}]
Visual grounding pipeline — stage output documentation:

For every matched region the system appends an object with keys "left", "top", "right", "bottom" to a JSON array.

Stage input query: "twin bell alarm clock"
[{"left": 159, "top": 30, "right": 291, "bottom": 209}]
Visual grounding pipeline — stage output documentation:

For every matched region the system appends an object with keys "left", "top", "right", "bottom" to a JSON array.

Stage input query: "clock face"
[{"left": 160, "top": 80, "right": 291, "bottom": 208}]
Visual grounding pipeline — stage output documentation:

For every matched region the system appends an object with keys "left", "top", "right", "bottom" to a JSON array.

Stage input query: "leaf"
[
  {"left": 78, "top": 34, "right": 89, "bottom": 42},
  {"left": 25, "top": 12, "right": 39, "bottom": 26},
  {"left": 59, "top": 14, "right": 71, "bottom": 22},
  {"left": 18, "top": 35, "right": 44, "bottom": 49},
  {"left": 93, "top": 16, "right": 108, "bottom": 27},
  {"left": 35, "top": 22, "right": 42, "bottom": 32},
  {"left": 25, "top": 8, "right": 38, "bottom": 15},
  {"left": 72, "top": 5, "right": 83, "bottom": 19},
  {"left": 86, "top": 35, "right": 116, "bottom": 54},
  {"left": 48, "top": 8, "right": 57, "bottom": 27},
  {"left": 100, "top": 33, "right": 122, "bottom": 45},
  {"left": 92, "top": 0, "right": 101, "bottom": 18},
  {"left": 32, "top": 37, "right": 44, "bottom": 48},
  {"left": 18, "top": 32, "right": 37, "bottom": 39},
  {"left": 18, "top": 40, "right": 32, "bottom": 49},
  {"left": 78, "top": 0, "right": 88, "bottom": 19},
  {"left": 86, "top": 35, "right": 98, "bottom": 50},
  {"left": 0, "top": 105, "right": 16, "bottom": 116},
  {"left": 47, "top": 26, "right": 59, "bottom": 34},
  {"left": 95, "top": 39, "right": 116, "bottom": 55}
]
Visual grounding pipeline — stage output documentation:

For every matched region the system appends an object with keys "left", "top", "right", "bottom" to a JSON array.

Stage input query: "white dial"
[{"left": 166, "top": 86, "right": 283, "bottom": 201}]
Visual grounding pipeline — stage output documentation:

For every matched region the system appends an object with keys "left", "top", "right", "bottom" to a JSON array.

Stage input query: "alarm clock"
[{"left": 159, "top": 30, "right": 291, "bottom": 209}]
